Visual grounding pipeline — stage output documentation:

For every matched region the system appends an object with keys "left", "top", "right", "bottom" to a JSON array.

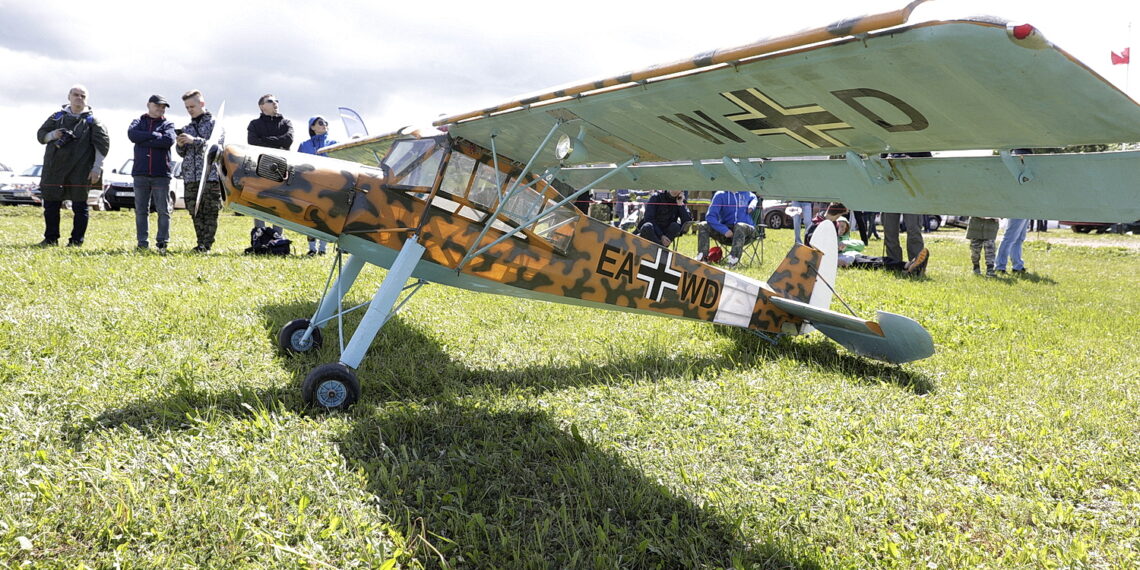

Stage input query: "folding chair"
[
  {"left": 670, "top": 220, "right": 694, "bottom": 252},
  {"left": 739, "top": 209, "right": 766, "bottom": 266}
]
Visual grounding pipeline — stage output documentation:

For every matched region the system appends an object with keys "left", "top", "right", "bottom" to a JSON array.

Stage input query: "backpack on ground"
[{"left": 244, "top": 226, "right": 292, "bottom": 255}]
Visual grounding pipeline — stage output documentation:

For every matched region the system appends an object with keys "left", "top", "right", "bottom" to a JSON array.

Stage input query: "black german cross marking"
[
  {"left": 636, "top": 248, "right": 682, "bottom": 302},
  {"left": 721, "top": 88, "right": 852, "bottom": 149}
]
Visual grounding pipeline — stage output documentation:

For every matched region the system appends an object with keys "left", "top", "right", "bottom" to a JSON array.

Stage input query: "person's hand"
[
  {"left": 662, "top": 236, "right": 672, "bottom": 247},
  {"left": 176, "top": 133, "right": 194, "bottom": 146},
  {"left": 87, "top": 169, "right": 101, "bottom": 184},
  {"left": 838, "top": 243, "right": 846, "bottom": 252},
  {"left": 50, "top": 128, "right": 67, "bottom": 141},
  {"left": 725, "top": 229, "right": 733, "bottom": 238}
]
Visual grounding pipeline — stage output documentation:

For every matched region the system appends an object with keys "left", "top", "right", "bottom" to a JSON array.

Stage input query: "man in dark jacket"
[
  {"left": 128, "top": 95, "right": 177, "bottom": 253},
  {"left": 247, "top": 94, "right": 293, "bottom": 150},
  {"left": 35, "top": 85, "right": 111, "bottom": 247},
  {"left": 636, "top": 189, "right": 692, "bottom": 248},
  {"left": 246, "top": 94, "right": 293, "bottom": 235}
]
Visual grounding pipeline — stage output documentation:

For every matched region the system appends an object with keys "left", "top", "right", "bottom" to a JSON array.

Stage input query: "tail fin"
[
  {"left": 766, "top": 243, "right": 823, "bottom": 304},
  {"left": 766, "top": 220, "right": 839, "bottom": 335}
]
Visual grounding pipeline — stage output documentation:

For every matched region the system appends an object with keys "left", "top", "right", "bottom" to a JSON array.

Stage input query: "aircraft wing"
[
  {"left": 428, "top": 9, "right": 1140, "bottom": 221},
  {"left": 555, "top": 151, "right": 1140, "bottom": 222}
]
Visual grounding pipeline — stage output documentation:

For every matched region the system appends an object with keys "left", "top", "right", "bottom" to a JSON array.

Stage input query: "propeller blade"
[{"left": 196, "top": 100, "right": 225, "bottom": 211}]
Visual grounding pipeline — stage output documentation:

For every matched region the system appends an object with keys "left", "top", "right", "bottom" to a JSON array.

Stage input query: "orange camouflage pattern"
[{"left": 216, "top": 136, "right": 824, "bottom": 335}]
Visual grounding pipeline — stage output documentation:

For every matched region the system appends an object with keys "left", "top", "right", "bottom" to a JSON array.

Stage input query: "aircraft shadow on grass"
[{"left": 66, "top": 295, "right": 933, "bottom": 566}]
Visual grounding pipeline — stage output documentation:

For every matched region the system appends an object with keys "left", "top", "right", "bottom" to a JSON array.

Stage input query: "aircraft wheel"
[
  {"left": 278, "top": 318, "right": 323, "bottom": 354},
  {"left": 301, "top": 363, "right": 360, "bottom": 410}
]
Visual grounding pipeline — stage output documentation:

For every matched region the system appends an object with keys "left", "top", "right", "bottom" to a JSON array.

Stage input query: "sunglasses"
[
  {"left": 263, "top": 98, "right": 279, "bottom": 104},
  {"left": 314, "top": 120, "right": 328, "bottom": 126}
]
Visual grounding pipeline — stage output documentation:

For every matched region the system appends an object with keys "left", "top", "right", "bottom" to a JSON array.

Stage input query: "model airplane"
[{"left": 204, "top": 1, "right": 1140, "bottom": 409}]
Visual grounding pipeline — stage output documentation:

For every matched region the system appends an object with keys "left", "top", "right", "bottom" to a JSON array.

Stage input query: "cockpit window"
[
  {"left": 383, "top": 138, "right": 445, "bottom": 188},
  {"left": 468, "top": 163, "right": 502, "bottom": 209}
]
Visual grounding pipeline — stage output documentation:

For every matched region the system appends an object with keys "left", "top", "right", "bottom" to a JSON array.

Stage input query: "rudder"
[{"left": 766, "top": 243, "right": 823, "bottom": 304}]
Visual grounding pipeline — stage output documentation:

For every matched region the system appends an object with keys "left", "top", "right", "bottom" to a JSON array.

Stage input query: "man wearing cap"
[
  {"left": 35, "top": 84, "right": 111, "bottom": 247},
  {"left": 128, "top": 94, "right": 177, "bottom": 253},
  {"left": 297, "top": 115, "right": 337, "bottom": 255}
]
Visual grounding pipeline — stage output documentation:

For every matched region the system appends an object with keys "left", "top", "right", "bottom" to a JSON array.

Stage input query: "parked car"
[
  {"left": 101, "top": 159, "right": 185, "bottom": 211},
  {"left": 0, "top": 161, "right": 12, "bottom": 177},
  {"left": 0, "top": 165, "right": 43, "bottom": 206},
  {"left": 1060, "top": 221, "right": 1111, "bottom": 233},
  {"left": 760, "top": 202, "right": 793, "bottom": 230},
  {"left": 908, "top": 215, "right": 943, "bottom": 233},
  {"left": 942, "top": 215, "right": 970, "bottom": 229}
]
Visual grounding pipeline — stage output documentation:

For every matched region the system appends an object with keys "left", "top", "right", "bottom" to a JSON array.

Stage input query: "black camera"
[
  {"left": 53, "top": 129, "right": 76, "bottom": 148},
  {"left": 175, "top": 128, "right": 184, "bottom": 136}
]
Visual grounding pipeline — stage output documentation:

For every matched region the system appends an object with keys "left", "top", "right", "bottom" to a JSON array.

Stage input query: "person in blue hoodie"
[
  {"left": 298, "top": 115, "right": 337, "bottom": 255},
  {"left": 127, "top": 95, "right": 177, "bottom": 253},
  {"left": 695, "top": 190, "right": 758, "bottom": 267}
]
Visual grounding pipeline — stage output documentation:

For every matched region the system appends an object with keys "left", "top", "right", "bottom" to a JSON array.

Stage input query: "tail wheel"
[{"left": 301, "top": 363, "right": 360, "bottom": 410}]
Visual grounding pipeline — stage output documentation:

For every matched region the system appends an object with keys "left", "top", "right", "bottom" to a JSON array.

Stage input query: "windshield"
[
  {"left": 382, "top": 138, "right": 446, "bottom": 188},
  {"left": 20, "top": 165, "right": 42, "bottom": 177}
]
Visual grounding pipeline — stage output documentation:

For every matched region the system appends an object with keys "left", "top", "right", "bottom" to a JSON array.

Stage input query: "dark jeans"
[
  {"left": 43, "top": 200, "right": 90, "bottom": 244},
  {"left": 849, "top": 254, "right": 906, "bottom": 271},
  {"left": 636, "top": 221, "right": 682, "bottom": 246},
  {"left": 853, "top": 210, "right": 879, "bottom": 243}
]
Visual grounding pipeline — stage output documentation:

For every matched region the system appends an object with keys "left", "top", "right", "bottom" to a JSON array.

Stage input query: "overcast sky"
[{"left": 1, "top": 0, "right": 1136, "bottom": 173}]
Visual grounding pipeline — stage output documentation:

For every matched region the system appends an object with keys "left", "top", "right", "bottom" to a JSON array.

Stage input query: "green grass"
[{"left": 1, "top": 206, "right": 1138, "bottom": 568}]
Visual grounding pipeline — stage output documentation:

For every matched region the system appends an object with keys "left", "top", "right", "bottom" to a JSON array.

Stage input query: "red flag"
[{"left": 1111, "top": 47, "right": 1130, "bottom": 65}]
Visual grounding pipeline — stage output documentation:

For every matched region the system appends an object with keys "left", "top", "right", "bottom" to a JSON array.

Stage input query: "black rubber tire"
[
  {"left": 301, "top": 363, "right": 360, "bottom": 410},
  {"left": 925, "top": 216, "right": 940, "bottom": 232},
  {"left": 765, "top": 212, "right": 785, "bottom": 230},
  {"left": 278, "top": 318, "right": 323, "bottom": 354}
]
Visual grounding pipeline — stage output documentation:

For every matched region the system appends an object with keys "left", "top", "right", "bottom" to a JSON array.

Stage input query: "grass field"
[{"left": 1, "top": 206, "right": 1138, "bottom": 568}]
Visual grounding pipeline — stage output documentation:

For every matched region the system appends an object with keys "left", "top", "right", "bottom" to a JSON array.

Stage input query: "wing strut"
[
  {"left": 456, "top": 155, "right": 638, "bottom": 270},
  {"left": 457, "top": 121, "right": 564, "bottom": 270}
]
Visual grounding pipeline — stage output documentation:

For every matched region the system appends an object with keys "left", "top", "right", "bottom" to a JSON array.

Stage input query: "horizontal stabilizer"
[{"left": 769, "top": 297, "right": 933, "bottom": 364}]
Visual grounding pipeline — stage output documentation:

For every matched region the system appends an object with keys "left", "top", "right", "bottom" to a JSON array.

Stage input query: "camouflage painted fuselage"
[{"left": 216, "top": 136, "right": 821, "bottom": 335}]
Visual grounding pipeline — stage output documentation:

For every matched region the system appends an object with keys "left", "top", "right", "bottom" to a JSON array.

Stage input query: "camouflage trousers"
[
  {"left": 970, "top": 238, "right": 995, "bottom": 271},
  {"left": 697, "top": 221, "right": 757, "bottom": 259},
  {"left": 184, "top": 180, "right": 223, "bottom": 250}
]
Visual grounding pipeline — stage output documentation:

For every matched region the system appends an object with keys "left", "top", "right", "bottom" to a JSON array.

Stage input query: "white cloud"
[{"left": 1, "top": 0, "right": 1136, "bottom": 170}]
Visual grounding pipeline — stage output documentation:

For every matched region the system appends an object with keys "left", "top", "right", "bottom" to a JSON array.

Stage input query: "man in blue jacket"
[
  {"left": 128, "top": 95, "right": 176, "bottom": 253},
  {"left": 695, "top": 190, "right": 759, "bottom": 267},
  {"left": 636, "top": 189, "right": 691, "bottom": 248}
]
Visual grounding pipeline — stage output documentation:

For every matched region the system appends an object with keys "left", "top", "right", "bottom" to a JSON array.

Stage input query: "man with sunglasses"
[
  {"left": 246, "top": 94, "right": 293, "bottom": 237},
  {"left": 298, "top": 115, "right": 338, "bottom": 255},
  {"left": 247, "top": 95, "right": 293, "bottom": 150}
]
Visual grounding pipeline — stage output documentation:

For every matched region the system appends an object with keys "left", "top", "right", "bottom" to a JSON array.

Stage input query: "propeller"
[{"left": 196, "top": 100, "right": 225, "bottom": 211}]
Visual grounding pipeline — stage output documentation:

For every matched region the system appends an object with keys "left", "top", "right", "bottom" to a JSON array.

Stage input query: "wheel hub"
[
  {"left": 290, "top": 330, "right": 313, "bottom": 351},
  {"left": 316, "top": 380, "right": 347, "bottom": 408}
]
